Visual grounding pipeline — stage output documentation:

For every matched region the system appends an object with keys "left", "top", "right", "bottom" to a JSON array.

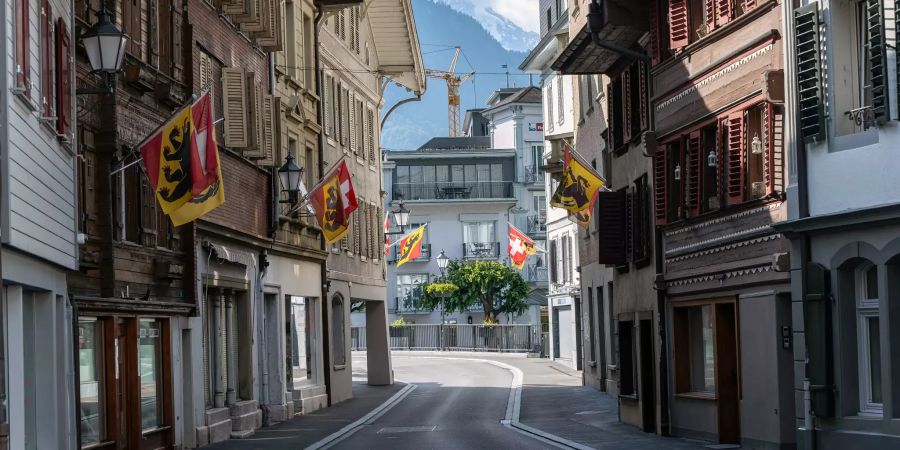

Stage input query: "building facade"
[
  {"left": 776, "top": 0, "right": 900, "bottom": 448},
  {"left": 319, "top": 0, "right": 425, "bottom": 403},
  {"left": 2, "top": 0, "right": 77, "bottom": 447}
]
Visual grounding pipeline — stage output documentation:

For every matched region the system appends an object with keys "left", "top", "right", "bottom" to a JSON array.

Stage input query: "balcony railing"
[
  {"left": 526, "top": 214, "right": 547, "bottom": 234},
  {"left": 393, "top": 181, "right": 514, "bottom": 201},
  {"left": 462, "top": 242, "right": 501, "bottom": 259},
  {"left": 527, "top": 265, "right": 548, "bottom": 283},
  {"left": 523, "top": 166, "right": 545, "bottom": 184},
  {"left": 387, "top": 243, "right": 431, "bottom": 263}
]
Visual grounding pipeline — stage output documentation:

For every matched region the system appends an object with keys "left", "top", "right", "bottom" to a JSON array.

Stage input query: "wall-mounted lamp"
[
  {"left": 674, "top": 163, "right": 682, "bottom": 181},
  {"left": 277, "top": 153, "right": 304, "bottom": 205},
  {"left": 76, "top": 8, "right": 127, "bottom": 96},
  {"left": 751, "top": 135, "right": 764, "bottom": 155},
  {"left": 707, "top": 149, "right": 717, "bottom": 168}
]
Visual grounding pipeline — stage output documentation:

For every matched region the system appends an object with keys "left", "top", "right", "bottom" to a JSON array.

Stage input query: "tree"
[{"left": 421, "top": 260, "right": 528, "bottom": 323}]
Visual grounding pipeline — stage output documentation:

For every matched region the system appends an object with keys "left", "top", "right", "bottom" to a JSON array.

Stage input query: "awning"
[{"left": 367, "top": 0, "right": 427, "bottom": 94}]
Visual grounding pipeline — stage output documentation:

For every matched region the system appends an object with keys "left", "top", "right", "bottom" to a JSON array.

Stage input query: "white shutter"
[
  {"left": 323, "top": 74, "right": 332, "bottom": 136},
  {"left": 222, "top": 67, "right": 249, "bottom": 148},
  {"left": 349, "top": 91, "right": 357, "bottom": 152},
  {"left": 244, "top": 73, "right": 265, "bottom": 158}
]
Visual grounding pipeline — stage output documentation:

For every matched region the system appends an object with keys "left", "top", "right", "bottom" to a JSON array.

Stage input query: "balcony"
[
  {"left": 388, "top": 243, "right": 432, "bottom": 263},
  {"left": 523, "top": 166, "right": 545, "bottom": 185},
  {"left": 393, "top": 182, "right": 514, "bottom": 201},
  {"left": 550, "top": 3, "right": 649, "bottom": 75},
  {"left": 462, "top": 242, "right": 501, "bottom": 260},
  {"left": 526, "top": 214, "right": 547, "bottom": 235},
  {"left": 527, "top": 265, "right": 549, "bottom": 283}
]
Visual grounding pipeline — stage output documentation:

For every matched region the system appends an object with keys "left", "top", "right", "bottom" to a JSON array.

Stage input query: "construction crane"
[{"left": 426, "top": 47, "right": 476, "bottom": 137}]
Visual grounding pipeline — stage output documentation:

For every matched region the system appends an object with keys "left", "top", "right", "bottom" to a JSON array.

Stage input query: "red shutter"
[
  {"left": 654, "top": 145, "right": 668, "bottom": 225},
  {"left": 669, "top": 0, "right": 690, "bottom": 50},
  {"left": 687, "top": 131, "right": 701, "bottom": 217},
  {"left": 649, "top": 0, "right": 661, "bottom": 65},
  {"left": 705, "top": 0, "right": 717, "bottom": 32},
  {"left": 606, "top": 82, "right": 616, "bottom": 152},
  {"left": 55, "top": 18, "right": 72, "bottom": 138},
  {"left": 40, "top": 0, "right": 54, "bottom": 117},
  {"left": 742, "top": 0, "right": 758, "bottom": 13},
  {"left": 638, "top": 62, "right": 649, "bottom": 132},
  {"left": 727, "top": 111, "right": 746, "bottom": 205},
  {"left": 764, "top": 102, "right": 778, "bottom": 194},
  {"left": 15, "top": 0, "right": 31, "bottom": 97},
  {"left": 717, "top": 0, "right": 733, "bottom": 25},
  {"left": 622, "top": 69, "right": 632, "bottom": 144}
]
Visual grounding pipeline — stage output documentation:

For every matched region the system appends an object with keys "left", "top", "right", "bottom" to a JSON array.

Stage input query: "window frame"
[{"left": 855, "top": 262, "right": 883, "bottom": 416}]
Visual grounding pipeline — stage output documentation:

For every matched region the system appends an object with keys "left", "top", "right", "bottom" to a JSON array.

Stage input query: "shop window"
[
  {"left": 619, "top": 320, "right": 636, "bottom": 396},
  {"left": 673, "top": 305, "right": 715, "bottom": 394},
  {"left": 332, "top": 296, "right": 346, "bottom": 367},
  {"left": 856, "top": 262, "right": 882, "bottom": 415},
  {"left": 79, "top": 318, "right": 105, "bottom": 446},
  {"left": 139, "top": 319, "right": 164, "bottom": 430}
]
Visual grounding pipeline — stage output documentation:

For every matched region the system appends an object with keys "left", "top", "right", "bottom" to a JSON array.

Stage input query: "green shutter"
[
  {"left": 866, "top": 0, "right": 889, "bottom": 123},
  {"left": 804, "top": 262, "right": 835, "bottom": 418},
  {"left": 794, "top": 4, "right": 826, "bottom": 144}
]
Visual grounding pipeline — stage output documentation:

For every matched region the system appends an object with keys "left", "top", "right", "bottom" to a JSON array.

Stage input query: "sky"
[{"left": 380, "top": 0, "right": 541, "bottom": 151}]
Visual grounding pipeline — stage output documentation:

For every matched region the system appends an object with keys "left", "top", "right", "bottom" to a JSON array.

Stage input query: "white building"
[
  {"left": 1, "top": 0, "right": 77, "bottom": 447},
  {"left": 519, "top": 6, "right": 581, "bottom": 369}
]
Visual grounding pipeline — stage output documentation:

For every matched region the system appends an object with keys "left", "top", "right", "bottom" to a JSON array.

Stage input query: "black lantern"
[
  {"left": 77, "top": 8, "right": 126, "bottom": 95},
  {"left": 391, "top": 198, "right": 410, "bottom": 229},
  {"left": 278, "top": 153, "right": 304, "bottom": 202},
  {"left": 436, "top": 250, "right": 450, "bottom": 275}
]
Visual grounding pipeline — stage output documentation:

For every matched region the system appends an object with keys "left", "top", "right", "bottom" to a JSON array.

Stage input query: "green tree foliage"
[{"left": 421, "top": 260, "right": 528, "bottom": 322}]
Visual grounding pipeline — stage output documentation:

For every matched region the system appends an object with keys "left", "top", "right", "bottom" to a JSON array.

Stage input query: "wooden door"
[{"left": 714, "top": 303, "right": 740, "bottom": 443}]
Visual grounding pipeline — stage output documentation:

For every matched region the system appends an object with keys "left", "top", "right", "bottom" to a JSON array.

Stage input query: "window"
[
  {"left": 673, "top": 305, "right": 716, "bottom": 394},
  {"left": 606, "top": 61, "right": 649, "bottom": 153},
  {"left": 557, "top": 76, "right": 565, "bottom": 125},
  {"left": 289, "top": 296, "right": 318, "bottom": 388},
  {"left": 331, "top": 296, "right": 346, "bottom": 366},
  {"left": 14, "top": 0, "right": 31, "bottom": 99},
  {"left": 631, "top": 175, "right": 651, "bottom": 264},
  {"left": 303, "top": 13, "right": 315, "bottom": 88},
  {"left": 79, "top": 318, "right": 105, "bottom": 446},
  {"left": 619, "top": 320, "right": 636, "bottom": 395},
  {"left": 667, "top": 0, "right": 754, "bottom": 52},
  {"left": 856, "top": 262, "right": 882, "bottom": 415},
  {"left": 397, "top": 274, "right": 429, "bottom": 311},
  {"left": 40, "top": 0, "right": 55, "bottom": 119},
  {"left": 546, "top": 79, "right": 555, "bottom": 131},
  {"left": 588, "top": 289, "right": 596, "bottom": 363},
  {"left": 285, "top": 1, "right": 299, "bottom": 80},
  {"left": 549, "top": 240, "right": 558, "bottom": 282},
  {"left": 139, "top": 319, "right": 164, "bottom": 430},
  {"left": 463, "top": 221, "right": 495, "bottom": 243}
]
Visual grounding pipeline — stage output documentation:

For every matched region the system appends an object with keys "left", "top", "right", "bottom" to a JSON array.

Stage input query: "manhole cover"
[{"left": 377, "top": 426, "right": 437, "bottom": 434}]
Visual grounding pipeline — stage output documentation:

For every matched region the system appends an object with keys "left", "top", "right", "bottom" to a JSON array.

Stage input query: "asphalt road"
[{"left": 333, "top": 356, "right": 556, "bottom": 449}]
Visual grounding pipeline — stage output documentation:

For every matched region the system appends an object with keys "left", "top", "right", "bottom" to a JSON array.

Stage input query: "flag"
[
  {"left": 309, "top": 168, "right": 350, "bottom": 244},
  {"left": 335, "top": 161, "right": 358, "bottom": 221},
  {"left": 549, "top": 144, "right": 604, "bottom": 218},
  {"left": 140, "top": 91, "right": 224, "bottom": 226},
  {"left": 568, "top": 209, "right": 592, "bottom": 228},
  {"left": 396, "top": 225, "right": 426, "bottom": 268},
  {"left": 508, "top": 223, "right": 537, "bottom": 270},
  {"left": 384, "top": 212, "right": 391, "bottom": 257}
]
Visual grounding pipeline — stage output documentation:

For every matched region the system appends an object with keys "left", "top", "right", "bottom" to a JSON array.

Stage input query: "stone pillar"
[
  {"left": 214, "top": 288, "right": 226, "bottom": 408},
  {"left": 365, "top": 300, "right": 393, "bottom": 385},
  {"left": 225, "top": 289, "right": 237, "bottom": 405}
]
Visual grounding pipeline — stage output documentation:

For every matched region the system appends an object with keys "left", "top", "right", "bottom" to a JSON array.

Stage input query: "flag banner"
[
  {"left": 549, "top": 144, "right": 604, "bottom": 217},
  {"left": 396, "top": 225, "right": 426, "bottom": 268},
  {"left": 141, "top": 91, "right": 224, "bottom": 226},
  {"left": 384, "top": 212, "right": 391, "bottom": 257},
  {"left": 508, "top": 223, "right": 536, "bottom": 270},
  {"left": 568, "top": 209, "right": 592, "bottom": 228},
  {"left": 335, "top": 160, "right": 358, "bottom": 221},
  {"left": 309, "top": 169, "right": 350, "bottom": 244}
]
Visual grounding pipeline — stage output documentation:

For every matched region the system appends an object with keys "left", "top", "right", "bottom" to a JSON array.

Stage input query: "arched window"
[
  {"left": 856, "top": 262, "right": 882, "bottom": 415},
  {"left": 331, "top": 296, "right": 346, "bottom": 367}
]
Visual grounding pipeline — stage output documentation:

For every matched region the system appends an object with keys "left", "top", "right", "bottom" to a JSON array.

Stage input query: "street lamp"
[
  {"left": 77, "top": 8, "right": 127, "bottom": 95},
  {"left": 436, "top": 250, "right": 450, "bottom": 277},
  {"left": 386, "top": 196, "right": 411, "bottom": 235},
  {"left": 277, "top": 153, "right": 304, "bottom": 204}
]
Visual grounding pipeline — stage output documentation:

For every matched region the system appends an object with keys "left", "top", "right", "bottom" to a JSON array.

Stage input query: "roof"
[
  {"left": 519, "top": 13, "right": 569, "bottom": 73},
  {"left": 367, "top": 0, "right": 427, "bottom": 94},
  {"left": 482, "top": 86, "right": 542, "bottom": 113},
  {"left": 416, "top": 136, "right": 492, "bottom": 151}
]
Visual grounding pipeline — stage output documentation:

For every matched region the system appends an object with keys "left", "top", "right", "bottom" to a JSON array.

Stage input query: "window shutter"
[
  {"left": 705, "top": 0, "right": 716, "bottom": 32},
  {"left": 653, "top": 146, "right": 668, "bottom": 225},
  {"left": 55, "top": 18, "right": 72, "bottom": 138},
  {"left": 597, "top": 190, "right": 627, "bottom": 265},
  {"left": 794, "top": 4, "right": 826, "bottom": 144},
  {"left": 40, "top": 0, "right": 54, "bottom": 118},
  {"left": 605, "top": 82, "right": 616, "bottom": 152},
  {"left": 199, "top": 53, "right": 210, "bottom": 90},
  {"left": 172, "top": 0, "right": 184, "bottom": 78},
  {"left": 726, "top": 111, "right": 745, "bottom": 205},
  {"left": 638, "top": 62, "right": 649, "bottom": 132},
  {"left": 686, "top": 131, "right": 701, "bottom": 217},
  {"left": 222, "top": 68, "right": 250, "bottom": 147},
  {"left": 549, "top": 240, "right": 558, "bottom": 282},
  {"left": 349, "top": 92, "right": 357, "bottom": 152},
  {"left": 624, "top": 191, "right": 634, "bottom": 264},
  {"left": 717, "top": 0, "right": 733, "bottom": 26},
  {"left": 865, "top": 0, "right": 889, "bottom": 124},
  {"left": 341, "top": 87, "right": 349, "bottom": 147},
  {"left": 15, "top": 0, "right": 31, "bottom": 97},
  {"left": 803, "top": 263, "right": 835, "bottom": 418},
  {"left": 324, "top": 74, "right": 332, "bottom": 136},
  {"left": 244, "top": 74, "right": 265, "bottom": 157},
  {"left": 257, "top": 96, "right": 279, "bottom": 166},
  {"left": 765, "top": 103, "right": 784, "bottom": 194},
  {"left": 742, "top": 0, "right": 758, "bottom": 13},
  {"left": 649, "top": 0, "right": 661, "bottom": 65},
  {"left": 367, "top": 109, "right": 376, "bottom": 162},
  {"left": 668, "top": 0, "right": 690, "bottom": 50},
  {"left": 622, "top": 69, "right": 632, "bottom": 144}
]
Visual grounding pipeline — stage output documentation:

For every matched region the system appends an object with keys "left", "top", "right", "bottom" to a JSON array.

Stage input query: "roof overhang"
[
  {"left": 550, "top": 1, "right": 647, "bottom": 75},
  {"left": 519, "top": 16, "right": 569, "bottom": 73},
  {"left": 368, "top": 0, "right": 427, "bottom": 95}
]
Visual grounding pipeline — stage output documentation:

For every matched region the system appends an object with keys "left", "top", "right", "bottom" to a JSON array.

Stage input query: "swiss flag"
[
  {"left": 336, "top": 161, "right": 358, "bottom": 221},
  {"left": 508, "top": 223, "right": 536, "bottom": 270}
]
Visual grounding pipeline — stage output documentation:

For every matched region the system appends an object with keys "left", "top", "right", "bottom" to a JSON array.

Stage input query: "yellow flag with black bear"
[
  {"left": 550, "top": 144, "right": 605, "bottom": 220},
  {"left": 396, "top": 225, "right": 426, "bottom": 268}
]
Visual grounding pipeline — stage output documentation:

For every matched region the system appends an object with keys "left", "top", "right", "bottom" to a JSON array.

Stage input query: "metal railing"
[
  {"left": 523, "top": 166, "right": 545, "bottom": 184},
  {"left": 392, "top": 181, "right": 514, "bottom": 201},
  {"left": 527, "top": 265, "right": 548, "bottom": 283},
  {"left": 462, "top": 242, "right": 501, "bottom": 259},
  {"left": 526, "top": 214, "right": 547, "bottom": 234},
  {"left": 351, "top": 324, "right": 537, "bottom": 352}
]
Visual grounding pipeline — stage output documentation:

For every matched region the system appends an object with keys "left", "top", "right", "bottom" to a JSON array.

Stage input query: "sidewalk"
[{"left": 205, "top": 376, "right": 403, "bottom": 449}]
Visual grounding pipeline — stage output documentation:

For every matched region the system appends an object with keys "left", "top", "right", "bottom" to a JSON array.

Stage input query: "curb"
[{"left": 304, "top": 382, "right": 417, "bottom": 450}]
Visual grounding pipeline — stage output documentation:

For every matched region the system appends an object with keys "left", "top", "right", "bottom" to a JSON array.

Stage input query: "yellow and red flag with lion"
[
  {"left": 140, "top": 91, "right": 224, "bottom": 226},
  {"left": 550, "top": 144, "right": 604, "bottom": 228}
]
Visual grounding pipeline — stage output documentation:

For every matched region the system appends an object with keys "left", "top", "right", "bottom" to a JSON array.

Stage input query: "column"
[
  {"left": 213, "top": 289, "right": 226, "bottom": 408},
  {"left": 225, "top": 289, "right": 237, "bottom": 405},
  {"left": 365, "top": 300, "right": 393, "bottom": 385}
]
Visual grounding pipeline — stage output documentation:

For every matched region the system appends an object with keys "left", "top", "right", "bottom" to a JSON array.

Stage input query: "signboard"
[{"left": 529, "top": 122, "right": 544, "bottom": 132}]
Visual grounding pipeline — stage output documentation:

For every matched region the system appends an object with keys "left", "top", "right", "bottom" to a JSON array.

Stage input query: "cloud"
[{"left": 428, "top": 0, "right": 540, "bottom": 52}]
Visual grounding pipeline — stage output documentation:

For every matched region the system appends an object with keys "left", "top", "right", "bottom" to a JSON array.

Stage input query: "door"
[
  {"left": 715, "top": 303, "right": 740, "bottom": 443},
  {"left": 557, "top": 306, "right": 574, "bottom": 362},
  {"left": 552, "top": 307, "right": 561, "bottom": 358},
  {"left": 639, "top": 319, "right": 656, "bottom": 433}
]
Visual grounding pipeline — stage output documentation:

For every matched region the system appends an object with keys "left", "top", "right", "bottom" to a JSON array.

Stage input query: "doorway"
[
  {"left": 715, "top": 302, "right": 740, "bottom": 443},
  {"left": 639, "top": 319, "right": 656, "bottom": 433}
]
